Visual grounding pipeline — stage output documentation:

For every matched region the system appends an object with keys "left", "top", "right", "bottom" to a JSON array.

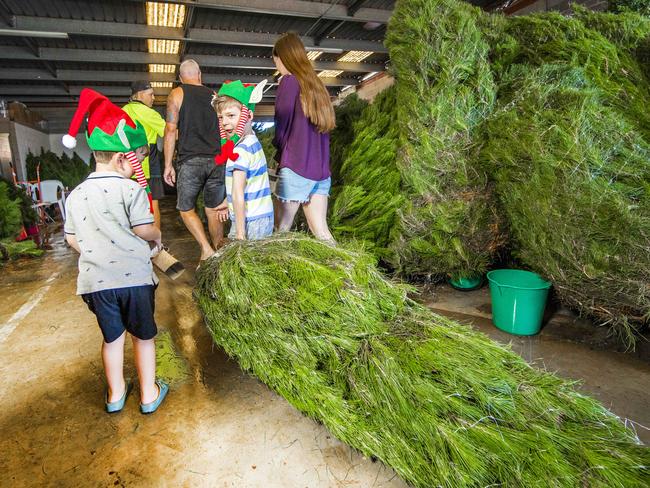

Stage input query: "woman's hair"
[{"left": 272, "top": 32, "right": 335, "bottom": 133}]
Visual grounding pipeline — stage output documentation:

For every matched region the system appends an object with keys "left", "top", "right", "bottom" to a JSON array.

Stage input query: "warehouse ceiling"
[{"left": 0, "top": 0, "right": 516, "bottom": 130}]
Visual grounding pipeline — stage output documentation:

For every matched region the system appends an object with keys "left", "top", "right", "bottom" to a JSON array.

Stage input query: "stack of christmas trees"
[{"left": 329, "top": 0, "right": 650, "bottom": 342}]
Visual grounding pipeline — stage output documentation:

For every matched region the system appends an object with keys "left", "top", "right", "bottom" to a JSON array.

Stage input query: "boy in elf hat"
[
  {"left": 62, "top": 88, "right": 169, "bottom": 414},
  {"left": 212, "top": 79, "right": 274, "bottom": 240}
]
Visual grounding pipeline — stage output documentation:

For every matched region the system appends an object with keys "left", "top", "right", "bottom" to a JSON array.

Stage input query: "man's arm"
[{"left": 163, "top": 87, "right": 182, "bottom": 186}]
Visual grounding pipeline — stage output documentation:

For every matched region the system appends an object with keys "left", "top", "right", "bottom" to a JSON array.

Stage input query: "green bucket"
[
  {"left": 449, "top": 275, "right": 483, "bottom": 291},
  {"left": 487, "top": 269, "right": 551, "bottom": 336}
]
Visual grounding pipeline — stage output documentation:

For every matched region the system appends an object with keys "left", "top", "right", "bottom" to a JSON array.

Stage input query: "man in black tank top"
[{"left": 163, "top": 59, "right": 226, "bottom": 261}]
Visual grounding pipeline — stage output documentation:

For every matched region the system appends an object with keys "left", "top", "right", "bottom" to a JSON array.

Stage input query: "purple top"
[{"left": 273, "top": 75, "right": 330, "bottom": 181}]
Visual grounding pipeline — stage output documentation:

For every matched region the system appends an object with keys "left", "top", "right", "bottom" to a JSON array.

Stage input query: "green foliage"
[
  {"left": 329, "top": 94, "right": 368, "bottom": 185},
  {"left": 256, "top": 127, "right": 276, "bottom": 169},
  {"left": 1, "top": 177, "right": 38, "bottom": 227},
  {"left": 574, "top": 5, "right": 650, "bottom": 84},
  {"left": 0, "top": 180, "right": 22, "bottom": 239},
  {"left": 0, "top": 239, "right": 43, "bottom": 261},
  {"left": 195, "top": 235, "right": 650, "bottom": 488},
  {"left": 330, "top": 87, "right": 403, "bottom": 260},
  {"left": 610, "top": 0, "right": 650, "bottom": 16},
  {"left": 498, "top": 10, "right": 650, "bottom": 140},
  {"left": 26, "top": 148, "right": 90, "bottom": 189}
]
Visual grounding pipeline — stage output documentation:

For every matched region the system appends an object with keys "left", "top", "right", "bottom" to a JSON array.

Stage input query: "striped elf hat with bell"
[
  {"left": 215, "top": 79, "right": 267, "bottom": 165},
  {"left": 62, "top": 88, "right": 154, "bottom": 212}
]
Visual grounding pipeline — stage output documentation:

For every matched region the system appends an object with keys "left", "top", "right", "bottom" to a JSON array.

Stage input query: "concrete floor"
[{"left": 1, "top": 198, "right": 648, "bottom": 487}]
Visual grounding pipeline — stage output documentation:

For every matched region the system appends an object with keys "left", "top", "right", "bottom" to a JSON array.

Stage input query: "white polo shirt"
[{"left": 64, "top": 171, "right": 158, "bottom": 295}]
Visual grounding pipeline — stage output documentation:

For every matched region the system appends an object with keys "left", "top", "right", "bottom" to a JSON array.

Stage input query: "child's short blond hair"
[
  {"left": 213, "top": 95, "right": 242, "bottom": 114},
  {"left": 93, "top": 150, "right": 119, "bottom": 164}
]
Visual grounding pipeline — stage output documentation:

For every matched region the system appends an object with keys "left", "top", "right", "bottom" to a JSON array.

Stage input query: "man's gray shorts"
[{"left": 176, "top": 156, "right": 226, "bottom": 212}]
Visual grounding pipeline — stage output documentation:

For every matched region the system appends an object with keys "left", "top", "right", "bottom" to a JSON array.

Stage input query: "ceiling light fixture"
[
  {"left": 147, "top": 39, "right": 180, "bottom": 54},
  {"left": 362, "top": 71, "right": 378, "bottom": 82},
  {"left": 362, "top": 21, "right": 382, "bottom": 31},
  {"left": 306, "top": 50, "right": 323, "bottom": 61},
  {"left": 0, "top": 29, "right": 69, "bottom": 39},
  {"left": 151, "top": 82, "right": 173, "bottom": 88},
  {"left": 337, "top": 51, "right": 373, "bottom": 63},
  {"left": 149, "top": 64, "right": 176, "bottom": 73},
  {"left": 318, "top": 70, "right": 344, "bottom": 78},
  {"left": 146, "top": 2, "right": 186, "bottom": 28}
]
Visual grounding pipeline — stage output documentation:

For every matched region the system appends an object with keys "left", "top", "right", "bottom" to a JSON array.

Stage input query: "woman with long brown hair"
[{"left": 272, "top": 32, "right": 336, "bottom": 242}]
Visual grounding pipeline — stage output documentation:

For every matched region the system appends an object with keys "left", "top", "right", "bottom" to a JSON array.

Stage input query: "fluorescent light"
[
  {"left": 149, "top": 64, "right": 176, "bottom": 73},
  {"left": 146, "top": 2, "right": 186, "bottom": 28},
  {"left": 363, "top": 22, "right": 382, "bottom": 31},
  {"left": 151, "top": 82, "right": 173, "bottom": 88},
  {"left": 338, "top": 51, "right": 373, "bottom": 63},
  {"left": 0, "top": 29, "right": 69, "bottom": 39},
  {"left": 318, "top": 70, "right": 343, "bottom": 78},
  {"left": 147, "top": 39, "right": 180, "bottom": 54},
  {"left": 362, "top": 71, "right": 378, "bottom": 81},
  {"left": 306, "top": 51, "right": 323, "bottom": 61}
]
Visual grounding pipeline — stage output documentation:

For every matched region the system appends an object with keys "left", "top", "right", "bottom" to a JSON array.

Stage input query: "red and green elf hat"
[
  {"left": 63, "top": 88, "right": 153, "bottom": 212},
  {"left": 62, "top": 88, "right": 148, "bottom": 152},
  {"left": 217, "top": 79, "right": 266, "bottom": 112},
  {"left": 215, "top": 79, "right": 267, "bottom": 165}
]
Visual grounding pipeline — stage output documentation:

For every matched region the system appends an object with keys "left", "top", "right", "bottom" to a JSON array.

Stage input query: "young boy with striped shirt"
[{"left": 212, "top": 80, "right": 273, "bottom": 240}]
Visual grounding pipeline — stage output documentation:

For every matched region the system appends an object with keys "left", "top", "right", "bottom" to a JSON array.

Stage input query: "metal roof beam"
[
  {"left": 0, "top": 47, "right": 383, "bottom": 72},
  {"left": 127, "top": 0, "right": 391, "bottom": 24},
  {"left": 14, "top": 16, "right": 183, "bottom": 40},
  {"left": 0, "top": 85, "right": 71, "bottom": 96},
  {"left": 187, "top": 27, "right": 386, "bottom": 53},
  {"left": 188, "top": 54, "right": 382, "bottom": 72},
  {"left": 0, "top": 68, "right": 357, "bottom": 87},
  {"left": 0, "top": 46, "right": 179, "bottom": 64},
  {"left": 10, "top": 16, "right": 387, "bottom": 53}
]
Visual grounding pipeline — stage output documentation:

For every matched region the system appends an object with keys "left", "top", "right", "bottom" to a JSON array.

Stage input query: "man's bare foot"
[
  {"left": 213, "top": 238, "right": 229, "bottom": 250},
  {"left": 199, "top": 247, "right": 215, "bottom": 261}
]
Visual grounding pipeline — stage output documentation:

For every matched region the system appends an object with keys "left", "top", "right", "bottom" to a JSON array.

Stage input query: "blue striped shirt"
[{"left": 225, "top": 134, "right": 274, "bottom": 222}]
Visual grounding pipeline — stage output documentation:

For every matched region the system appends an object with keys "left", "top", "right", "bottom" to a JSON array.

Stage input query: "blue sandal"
[
  {"left": 105, "top": 379, "right": 132, "bottom": 413},
  {"left": 140, "top": 379, "right": 169, "bottom": 414}
]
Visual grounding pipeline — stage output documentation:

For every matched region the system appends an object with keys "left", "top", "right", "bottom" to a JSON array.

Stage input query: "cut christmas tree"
[{"left": 195, "top": 235, "right": 649, "bottom": 488}]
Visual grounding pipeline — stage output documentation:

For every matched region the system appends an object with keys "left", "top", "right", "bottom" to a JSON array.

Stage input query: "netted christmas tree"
[
  {"left": 329, "top": 87, "right": 403, "bottom": 261},
  {"left": 196, "top": 235, "right": 650, "bottom": 488},
  {"left": 329, "top": 93, "right": 368, "bottom": 186},
  {"left": 384, "top": 0, "right": 505, "bottom": 280}
]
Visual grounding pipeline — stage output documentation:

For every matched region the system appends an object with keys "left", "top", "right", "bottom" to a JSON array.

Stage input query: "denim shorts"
[
  {"left": 82, "top": 285, "right": 157, "bottom": 343},
  {"left": 176, "top": 156, "right": 226, "bottom": 211},
  {"left": 228, "top": 215, "right": 274, "bottom": 240},
  {"left": 275, "top": 167, "right": 331, "bottom": 203}
]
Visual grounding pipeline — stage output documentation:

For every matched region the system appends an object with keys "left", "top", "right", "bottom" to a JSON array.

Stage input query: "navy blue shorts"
[{"left": 82, "top": 285, "right": 157, "bottom": 343}]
